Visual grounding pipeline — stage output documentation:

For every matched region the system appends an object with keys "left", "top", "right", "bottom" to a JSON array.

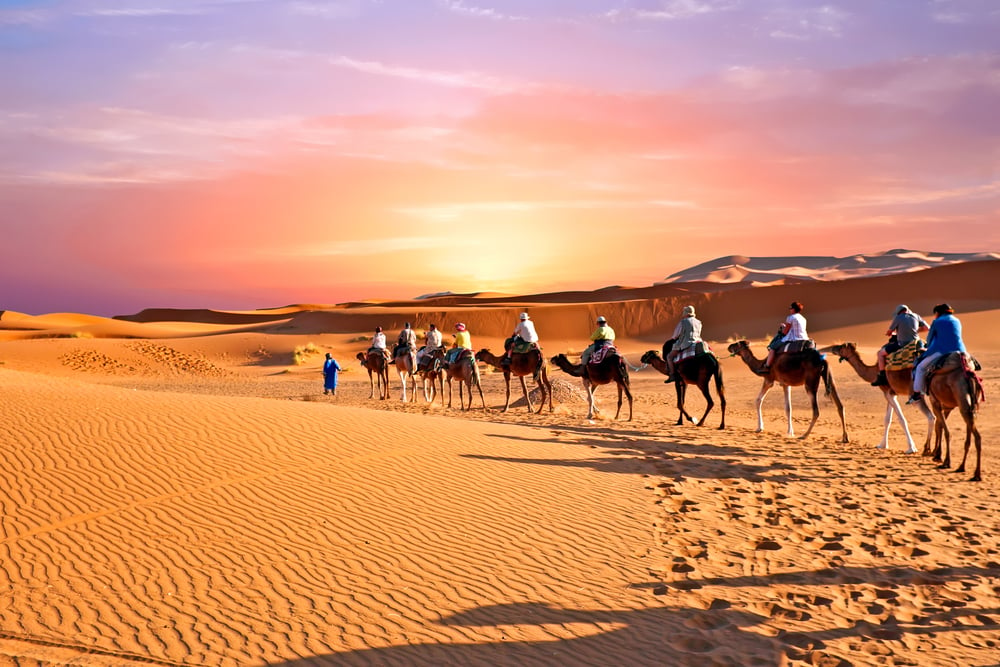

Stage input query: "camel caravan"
[{"left": 353, "top": 302, "right": 987, "bottom": 480}]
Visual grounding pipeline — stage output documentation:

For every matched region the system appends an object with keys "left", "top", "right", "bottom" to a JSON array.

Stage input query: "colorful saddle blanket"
[
  {"left": 676, "top": 341, "right": 712, "bottom": 363},
  {"left": 512, "top": 341, "right": 540, "bottom": 355},
  {"left": 885, "top": 339, "right": 924, "bottom": 371},
  {"left": 590, "top": 345, "right": 617, "bottom": 365}
]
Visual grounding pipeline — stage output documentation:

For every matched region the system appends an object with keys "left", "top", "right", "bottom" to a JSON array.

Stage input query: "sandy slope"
[{"left": 2, "top": 265, "right": 1000, "bottom": 666}]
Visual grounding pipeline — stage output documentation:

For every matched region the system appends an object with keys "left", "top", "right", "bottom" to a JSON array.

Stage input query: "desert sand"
[{"left": 1, "top": 259, "right": 999, "bottom": 666}]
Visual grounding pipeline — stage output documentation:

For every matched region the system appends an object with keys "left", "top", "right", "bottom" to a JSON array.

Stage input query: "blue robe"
[{"left": 323, "top": 358, "right": 341, "bottom": 390}]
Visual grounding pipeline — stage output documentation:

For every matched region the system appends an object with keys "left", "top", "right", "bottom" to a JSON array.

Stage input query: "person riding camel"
[
  {"left": 582, "top": 316, "right": 615, "bottom": 365},
  {"left": 871, "top": 304, "right": 929, "bottom": 387},
  {"left": 502, "top": 312, "right": 539, "bottom": 368},
  {"left": 760, "top": 301, "right": 808, "bottom": 374},
  {"left": 395, "top": 322, "right": 417, "bottom": 359},
  {"left": 909, "top": 303, "right": 966, "bottom": 404},
  {"left": 445, "top": 322, "right": 472, "bottom": 366},
  {"left": 417, "top": 323, "right": 443, "bottom": 369},
  {"left": 665, "top": 305, "right": 703, "bottom": 383},
  {"left": 370, "top": 326, "right": 390, "bottom": 362}
]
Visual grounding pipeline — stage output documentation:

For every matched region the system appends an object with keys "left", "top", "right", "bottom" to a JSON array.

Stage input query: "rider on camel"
[
  {"left": 871, "top": 304, "right": 929, "bottom": 387},
  {"left": 502, "top": 312, "right": 539, "bottom": 368},
  {"left": 445, "top": 322, "right": 472, "bottom": 366},
  {"left": 582, "top": 316, "right": 615, "bottom": 365},
  {"left": 909, "top": 303, "right": 966, "bottom": 404},
  {"left": 760, "top": 301, "right": 808, "bottom": 374},
  {"left": 417, "top": 323, "right": 443, "bottom": 369},
  {"left": 665, "top": 305, "right": 703, "bottom": 383},
  {"left": 370, "top": 326, "right": 390, "bottom": 363}
]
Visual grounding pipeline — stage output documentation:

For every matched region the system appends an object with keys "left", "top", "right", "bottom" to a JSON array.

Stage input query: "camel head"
[
  {"left": 640, "top": 350, "right": 660, "bottom": 364},
  {"left": 827, "top": 342, "right": 856, "bottom": 361},
  {"left": 356, "top": 351, "right": 366, "bottom": 363},
  {"left": 474, "top": 348, "right": 490, "bottom": 362},
  {"left": 727, "top": 340, "right": 750, "bottom": 356}
]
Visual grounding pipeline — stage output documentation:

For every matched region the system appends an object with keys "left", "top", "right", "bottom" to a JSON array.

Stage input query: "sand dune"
[
  {"left": 2, "top": 256, "right": 1000, "bottom": 665},
  {"left": 660, "top": 249, "right": 1000, "bottom": 284}
]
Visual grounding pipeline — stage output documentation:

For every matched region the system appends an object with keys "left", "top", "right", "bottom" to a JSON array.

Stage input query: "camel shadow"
[
  {"left": 262, "top": 563, "right": 1000, "bottom": 666},
  {"left": 478, "top": 431, "right": 797, "bottom": 484}
]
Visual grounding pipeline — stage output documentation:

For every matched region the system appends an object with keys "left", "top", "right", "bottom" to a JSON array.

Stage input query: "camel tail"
[
  {"left": 962, "top": 355, "right": 986, "bottom": 411},
  {"left": 713, "top": 361, "right": 724, "bottom": 396}
]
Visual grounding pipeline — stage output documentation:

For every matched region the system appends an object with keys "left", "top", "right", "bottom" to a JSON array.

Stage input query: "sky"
[{"left": 1, "top": 0, "right": 998, "bottom": 316}]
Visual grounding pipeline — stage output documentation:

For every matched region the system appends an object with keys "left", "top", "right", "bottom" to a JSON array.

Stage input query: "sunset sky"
[{"left": 2, "top": 0, "right": 998, "bottom": 315}]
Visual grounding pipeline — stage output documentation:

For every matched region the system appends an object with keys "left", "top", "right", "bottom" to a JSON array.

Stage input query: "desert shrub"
[
  {"left": 348, "top": 335, "right": 371, "bottom": 343},
  {"left": 292, "top": 342, "right": 322, "bottom": 365}
]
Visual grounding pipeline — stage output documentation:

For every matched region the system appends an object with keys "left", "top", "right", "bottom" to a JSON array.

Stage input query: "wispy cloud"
[
  {"left": 440, "top": 0, "right": 526, "bottom": 21},
  {"left": 295, "top": 235, "right": 481, "bottom": 256},
  {"left": 766, "top": 4, "right": 850, "bottom": 40},
  {"left": 328, "top": 55, "right": 522, "bottom": 93},
  {"left": 603, "top": 0, "right": 736, "bottom": 22}
]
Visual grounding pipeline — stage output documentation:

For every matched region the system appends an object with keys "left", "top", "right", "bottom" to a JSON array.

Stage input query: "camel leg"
[
  {"left": 883, "top": 396, "right": 917, "bottom": 453},
  {"left": 368, "top": 373, "right": 375, "bottom": 399},
  {"left": 518, "top": 376, "right": 531, "bottom": 413},
  {"left": 502, "top": 375, "right": 512, "bottom": 412},
  {"left": 754, "top": 380, "right": 773, "bottom": 433},
  {"left": 799, "top": 386, "right": 819, "bottom": 439},
  {"left": 614, "top": 384, "right": 623, "bottom": 420},
  {"left": 935, "top": 408, "right": 952, "bottom": 469},
  {"left": 585, "top": 382, "right": 597, "bottom": 420},
  {"left": 675, "top": 382, "right": 694, "bottom": 426},
  {"left": 541, "top": 372, "right": 553, "bottom": 413},
  {"left": 447, "top": 378, "right": 454, "bottom": 409},
  {"left": 831, "top": 387, "right": 849, "bottom": 444},
  {"left": 624, "top": 383, "right": 633, "bottom": 421},
  {"left": 916, "top": 399, "right": 936, "bottom": 457},
  {"left": 475, "top": 375, "right": 487, "bottom": 410},
  {"left": 783, "top": 385, "right": 795, "bottom": 437},
  {"left": 696, "top": 381, "right": 715, "bottom": 428}
]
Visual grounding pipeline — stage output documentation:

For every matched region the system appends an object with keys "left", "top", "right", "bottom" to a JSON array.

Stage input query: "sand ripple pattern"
[
  {"left": 0, "top": 370, "right": 656, "bottom": 666},
  {"left": 126, "top": 341, "right": 231, "bottom": 377}
]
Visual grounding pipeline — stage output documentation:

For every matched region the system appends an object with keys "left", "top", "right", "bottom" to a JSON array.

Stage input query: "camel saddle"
[
  {"left": 511, "top": 341, "right": 540, "bottom": 355},
  {"left": 393, "top": 344, "right": 416, "bottom": 359},
  {"left": 927, "top": 351, "right": 982, "bottom": 376},
  {"left": 885, "top": 339, "right": 924, "bottom": 371},
  {"left": 590, "top": 345, "right": 617, "bottom": 365},
  {"left": 775, "top": 339, "right": 815, "bottom": 354},
  {"left": 676, "top": 341, "right": 713, "bottom": 363}
]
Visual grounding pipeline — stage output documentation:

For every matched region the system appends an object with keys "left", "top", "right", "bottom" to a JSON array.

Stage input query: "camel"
[
  {"left": 550, "top": 352, "right": 633, "bottom": 421},
  {"left": 417, "top": 347, "right": 445, "bottom": 405},
  {"left": 443, "top": 351, "right": 487, "bottom": 411},
  {"left": 392, "top": 347, "right": 418, "bottom": 402},
  {"left": 827, "top": 342, "right": 934, "bottom": 455},
  {"left": 923, "top": 353, "right": 986, "bottom": 481},
  {"left": 641, "top": 343, "right": 726, "bottom": 429},
  {"left": 727, "top": 340, "right": 848, "bottom": 442},
  {"left": 475, "top": 348, "right": 553, "bottom": 414},
  {"left": 356, "top": 350, "right": 390, "bottom": 400}
]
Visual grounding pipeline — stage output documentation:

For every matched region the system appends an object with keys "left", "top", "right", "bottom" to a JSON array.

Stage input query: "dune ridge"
[{"left": 2, "top": 253, "right": 1000, "bottom": 665}]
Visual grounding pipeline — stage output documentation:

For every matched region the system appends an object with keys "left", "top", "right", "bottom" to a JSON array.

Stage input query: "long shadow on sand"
[
  {"left": 478, "top": 431, "right": 797, "bottom": 484},
  {"left": 264, "top": 561, "right": 1000, "bottom": 666}
]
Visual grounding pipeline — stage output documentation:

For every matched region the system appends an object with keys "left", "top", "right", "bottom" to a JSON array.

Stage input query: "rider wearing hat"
[
  {"left": 370, "top": 326, "right": 389, "bottom": 361},
  {"left": 446, "top": 322, "right": 472, "bottom": 365},
  {"left": 582, "top": 315, "right": 615, "bottom": 364},
  {"left": 871, "top": 304, "right": 929, "bottom": 387},
  {"left": 665, "top": 305, "right": 703, "bottom": 383},
  {"left": 909, "top": 303, "right": 966, "bottom": 404},
  {"left": 502, "top": 312, "right": 539, "bottom": 367}
]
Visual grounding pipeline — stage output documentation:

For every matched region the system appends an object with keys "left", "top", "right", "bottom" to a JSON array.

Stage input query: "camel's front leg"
[
  {"left": 584, "top": 382, "right": 597, "bottom": 419},
  {"left": 886, "top": 395, "right": 917, "bottom": 453},
  {"left": 783, "top": 385, "right": 796, "bottom": 436},
  {"left": 614, "top": 384, "right": 623, "bottom": 420},
  {"left": 754, "top": 381, "right": 772, "bottom": 433},
  {"left": 916, "top": 398, "right": 935, "bottom": 456}
]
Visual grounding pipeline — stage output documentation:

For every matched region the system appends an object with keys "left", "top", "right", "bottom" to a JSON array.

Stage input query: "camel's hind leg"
[
  {"left": 518, "top": 376, "right": 532, "bottom": 413},
  {"left": 799, "top": 385, "right": 819, "bottom": 439},
  {"left": 695, "top": 380, "right": 715, "bottom": 428},
  {"left": 883, "top": 396, "right": 918, "bottom": 454},
  {"left": 954, "top": 398, "right": 983, "bottom": 481}
]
